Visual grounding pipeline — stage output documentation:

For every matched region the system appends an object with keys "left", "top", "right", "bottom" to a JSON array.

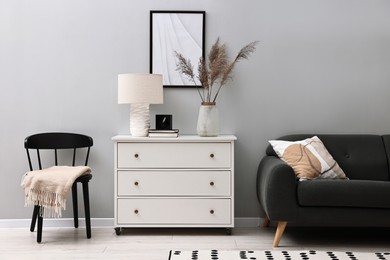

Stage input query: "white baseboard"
[
  {"left": 235, "top": 217, "right": 262, "bottom": 228},
  {"left": 0, "top": 218, "right": 261, "bottom": 229}
]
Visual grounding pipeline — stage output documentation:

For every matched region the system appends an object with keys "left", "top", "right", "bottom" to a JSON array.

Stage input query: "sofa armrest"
[{"left": 256, "top": 156, "right": 299, "bottom": 221}]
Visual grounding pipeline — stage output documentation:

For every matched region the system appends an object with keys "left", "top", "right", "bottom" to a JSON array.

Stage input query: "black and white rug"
[{"left": 168, "top": 250, "right": 390, "bottom": 260}]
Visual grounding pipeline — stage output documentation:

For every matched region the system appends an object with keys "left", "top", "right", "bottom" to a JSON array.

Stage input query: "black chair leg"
[
  {"left": 82, "top": 181, "right": 91, "bottom": 239},
  {"left": 37, "top": 209, "right": 43, "bottom": 243},
  {"left": 72, "top": 183, "right": 78, "bottom": 228},
  {"left": 30, "top": 205, "right": 39, "bottom": 232}
]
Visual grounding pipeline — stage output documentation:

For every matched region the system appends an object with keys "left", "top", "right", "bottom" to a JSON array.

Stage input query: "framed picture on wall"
[{"left": 150, "top": 10, "right": 205, "bottom": 87}]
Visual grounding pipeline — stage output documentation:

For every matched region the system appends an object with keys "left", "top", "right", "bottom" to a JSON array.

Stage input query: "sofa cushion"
[
  {"left": 297, "top": 179, "right": 390, "bottom": 209},
  {"left": 269, "top": 136, "right": 347, "bottom": 180}
]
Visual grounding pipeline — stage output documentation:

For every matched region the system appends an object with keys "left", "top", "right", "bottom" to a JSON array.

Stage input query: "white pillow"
[{"left": 269, "top": 136, "right": 348, "bottom": 180}]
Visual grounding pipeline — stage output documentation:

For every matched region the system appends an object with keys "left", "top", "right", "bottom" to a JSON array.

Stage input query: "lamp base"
[{"left": 130, "top": 103, "right": 150, "bottom": 137}]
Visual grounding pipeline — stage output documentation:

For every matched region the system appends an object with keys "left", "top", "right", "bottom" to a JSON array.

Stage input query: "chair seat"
[{"left": 76, "top": 173, "right": 93, "bottom": 183}]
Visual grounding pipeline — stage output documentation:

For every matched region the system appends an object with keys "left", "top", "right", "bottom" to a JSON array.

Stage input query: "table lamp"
[{"left": 118, "top": 73, "right": 163, "bottom": 136}]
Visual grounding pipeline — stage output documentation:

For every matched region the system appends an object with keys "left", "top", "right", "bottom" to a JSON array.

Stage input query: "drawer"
[
  {"left": 117, "top": 170, "right": 231, "bottom": 196},
  {"left": 117, "top": 198, "right": 231, "bottom": 225},
  {"left": 117, "top": 142, "right": 231, "bottom": 168}
]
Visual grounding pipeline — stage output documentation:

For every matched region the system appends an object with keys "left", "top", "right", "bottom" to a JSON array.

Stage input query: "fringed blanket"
[{"left": 21, "top": 166, "right": 91, "bottom": 218}]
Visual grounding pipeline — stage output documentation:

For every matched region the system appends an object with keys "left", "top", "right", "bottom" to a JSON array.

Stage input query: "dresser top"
[{"left": 112, "top": 135, "right": 237, "bottom": 142}]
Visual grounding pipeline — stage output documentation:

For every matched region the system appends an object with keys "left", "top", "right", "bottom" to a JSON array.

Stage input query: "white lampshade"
[
  {"left": 118, "top": 73, "right": 163, "bottom": 137},
  {"left": 118, "top": 73, "right": 163, "bottom": 104}
]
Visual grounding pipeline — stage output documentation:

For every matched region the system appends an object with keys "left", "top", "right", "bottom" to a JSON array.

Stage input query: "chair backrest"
[{"left": 25, "top": 132, "right": 93, "bottom": 171}]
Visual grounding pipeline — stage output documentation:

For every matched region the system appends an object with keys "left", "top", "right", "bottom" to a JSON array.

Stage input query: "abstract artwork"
[{"left": 150, "top": 11, "right": 205, "bottom": 87}]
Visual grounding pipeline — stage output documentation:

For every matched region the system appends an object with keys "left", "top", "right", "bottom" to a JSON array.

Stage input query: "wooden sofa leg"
[
  {"left": 273, "top": 221, "right": 287, "bottom": 247},
  {"left": 262, "top": 216, "right": 270, "bottom": 227}
]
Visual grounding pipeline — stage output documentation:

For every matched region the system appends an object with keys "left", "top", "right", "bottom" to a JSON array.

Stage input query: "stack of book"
[{"left": 148, "top": 129, "right": 179, "bottom": 138}]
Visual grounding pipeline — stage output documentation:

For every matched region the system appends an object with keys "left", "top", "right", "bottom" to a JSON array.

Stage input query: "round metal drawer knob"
[
  {"left": 210, "top": 210, "right": 215, "bottom": 214},
  {"left": 134, "top": 181, "right": 139, "bottom": 186},
  {"left": 134, "top": 209, "right": 139, "bottom": 214},
  {"left": 210, "top": 182, "right": 215, "bottom": 186},
  {"left": 134, "top": 154, "right": 139, "bottom": 158},
  {"left": 210, "top": 154, "right": 215, "bottom": 158}
]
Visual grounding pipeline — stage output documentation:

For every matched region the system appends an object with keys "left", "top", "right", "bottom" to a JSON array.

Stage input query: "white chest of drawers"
[{"left": 112, "top": 135, "right": 236, "bottom": 235}]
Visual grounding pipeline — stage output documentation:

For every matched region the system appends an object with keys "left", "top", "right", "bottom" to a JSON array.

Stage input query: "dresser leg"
[
  {"left": 115, "top": 227, "right": 122, "bottom": 235},
  {"left": 225, "top": 228, "right": 232, "bottom": 235}
]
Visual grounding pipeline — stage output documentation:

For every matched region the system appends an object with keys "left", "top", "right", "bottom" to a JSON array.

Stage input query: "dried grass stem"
[{"left": 175, "top": 39, "right": 258, "bottom": 103}]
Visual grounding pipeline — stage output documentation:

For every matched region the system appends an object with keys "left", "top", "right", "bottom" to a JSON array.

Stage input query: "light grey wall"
[{"left": 1, "top": 0, "right": 390, "bottom": 219}]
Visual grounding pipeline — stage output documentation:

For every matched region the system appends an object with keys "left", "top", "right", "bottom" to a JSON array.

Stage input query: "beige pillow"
[{"left": 269, "top": 136, "right": 348, "bottom": 180}]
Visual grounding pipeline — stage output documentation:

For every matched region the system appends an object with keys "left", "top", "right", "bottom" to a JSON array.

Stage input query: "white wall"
[{"left": 1, "top": 0, "right": 390, "bottom": 219}]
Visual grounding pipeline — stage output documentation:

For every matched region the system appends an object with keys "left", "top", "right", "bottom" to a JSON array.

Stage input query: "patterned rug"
[{"left": 168, "top": 250, "right": 390, "bottom": 260}]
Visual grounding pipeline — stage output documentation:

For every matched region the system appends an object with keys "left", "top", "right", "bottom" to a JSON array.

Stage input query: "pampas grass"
[{"left": 175, "top": 38, "right": 258, "bottom": 103}]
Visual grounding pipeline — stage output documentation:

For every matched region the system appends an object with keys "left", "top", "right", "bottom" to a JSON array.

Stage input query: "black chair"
[{"left": 24, "top": 132, "right": 93, "bottom": 243}]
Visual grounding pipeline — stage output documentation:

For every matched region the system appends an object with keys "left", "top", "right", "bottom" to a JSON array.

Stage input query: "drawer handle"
[
  {"left": 210, "top": 181, "right": 215, "bottom": 186},
  {"left": 210, "top": 209, "right": 215, "bottom": 214},
  {"left": 210, "top": 153, "right": 215, "bottom": 158},
  {"left": 134, "top": 209, "right": 139, "bottom": 214},
  {"left": 134, "top": 153, "right": 139, "bottom": 158},
  {"left": 134, "top": 181, "right": 139, "bottom": 186}
]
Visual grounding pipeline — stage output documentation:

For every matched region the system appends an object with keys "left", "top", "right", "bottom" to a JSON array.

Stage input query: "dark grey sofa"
[{"left": 256, "top": 134, "right": 390, "bottom": 247}]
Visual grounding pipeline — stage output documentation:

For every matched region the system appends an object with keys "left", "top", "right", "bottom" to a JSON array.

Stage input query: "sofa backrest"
[{"left": 266, "top": 134, "right": 390, "bottom": 181}]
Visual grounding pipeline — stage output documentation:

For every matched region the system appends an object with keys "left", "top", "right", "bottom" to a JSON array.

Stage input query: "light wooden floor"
[{"left": 0, "top": 226, "right": 389, "bottom": 260}]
